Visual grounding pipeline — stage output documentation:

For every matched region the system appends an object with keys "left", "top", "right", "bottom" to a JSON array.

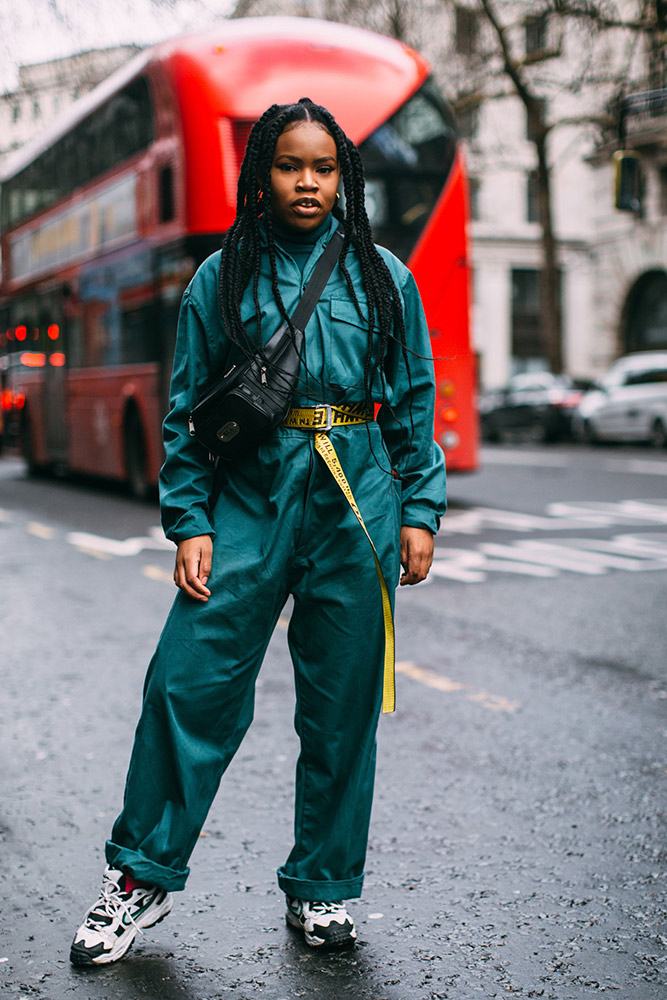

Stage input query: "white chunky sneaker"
[
  {"left": 285, "top": 896, "right": 357, "bottom": 948},
  {"left": 70, "top": 866, "right": 173, "bottom": 966}
]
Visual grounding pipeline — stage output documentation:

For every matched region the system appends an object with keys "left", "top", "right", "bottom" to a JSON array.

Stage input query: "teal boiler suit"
[{"left": 106, "top": 214, "right": 447, "bottom": 900}]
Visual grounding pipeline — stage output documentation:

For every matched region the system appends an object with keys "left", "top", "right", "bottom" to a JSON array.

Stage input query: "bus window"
[
  {"left": 1, "top": 77, "right": 154, "bottom": 231},
  {"left": 359, "top": 78, "right": 457, "bottom": 262}
]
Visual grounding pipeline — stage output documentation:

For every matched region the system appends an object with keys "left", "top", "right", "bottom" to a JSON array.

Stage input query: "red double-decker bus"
[{"left": 0, "top": 17, "right": 477, "bottom": 495}]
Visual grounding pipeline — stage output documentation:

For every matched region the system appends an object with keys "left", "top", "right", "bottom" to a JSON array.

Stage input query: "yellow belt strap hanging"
[{"left": 313, "top": 431, "right": 395, "bottom": 715}]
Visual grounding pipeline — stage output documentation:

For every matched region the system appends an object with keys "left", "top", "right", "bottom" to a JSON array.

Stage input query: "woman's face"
[{"left": 269, "top": 122, "right": 341, "bottom": 233}]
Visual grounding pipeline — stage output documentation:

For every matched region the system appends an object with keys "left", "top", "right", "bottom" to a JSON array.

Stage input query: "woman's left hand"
[{"left": 399, "top": 526, "right": 434, "bottom": 586}]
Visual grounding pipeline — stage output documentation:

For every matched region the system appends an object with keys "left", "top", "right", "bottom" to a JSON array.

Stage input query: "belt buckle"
[{"left": 316, "top": 404, "right": 333, "bottom": 432}]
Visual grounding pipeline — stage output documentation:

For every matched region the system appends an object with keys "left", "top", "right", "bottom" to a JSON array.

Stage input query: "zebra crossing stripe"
[{"left": 479, "top": 542, "right": 607, "bottom": 575}]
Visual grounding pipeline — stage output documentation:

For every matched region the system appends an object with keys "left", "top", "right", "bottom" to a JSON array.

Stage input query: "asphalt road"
[{"left": 1, "top": 443, "right": 666, "bottom": 999}]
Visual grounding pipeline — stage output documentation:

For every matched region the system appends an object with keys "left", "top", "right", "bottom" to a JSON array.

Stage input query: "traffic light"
[{"left": 613, "top": 150, "right": 643, "bottom": 213}]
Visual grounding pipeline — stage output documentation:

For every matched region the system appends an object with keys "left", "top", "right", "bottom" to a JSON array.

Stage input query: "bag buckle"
[{"left": 314, "top": 404, "right": 333, "bottom": 432}]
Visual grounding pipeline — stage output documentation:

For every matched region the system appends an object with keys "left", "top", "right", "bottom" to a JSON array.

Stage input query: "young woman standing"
[{"left": 70, "top": 97, "right": 446, "bottom": 964}]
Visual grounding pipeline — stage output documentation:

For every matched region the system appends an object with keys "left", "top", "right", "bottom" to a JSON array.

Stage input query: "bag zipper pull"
[
  {"left": 188, "top": 416, "right": 196, "bottom": 437},
  {"left": 260, "top": 365, "right": 268, "bottom": 386}
]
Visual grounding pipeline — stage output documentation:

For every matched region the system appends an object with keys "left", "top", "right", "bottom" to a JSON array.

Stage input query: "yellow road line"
[
  {"left": 142, "top": 565, "right": 173, "bottom": 584},
  {"left": 396, "top": 661, "right": 520, "bottom": 713},
  {"left": 74, "top": 546, "right": 112, "bottom": 560},
  {"left": 27, "top": 521, "right": 54, "bottom": 539}
]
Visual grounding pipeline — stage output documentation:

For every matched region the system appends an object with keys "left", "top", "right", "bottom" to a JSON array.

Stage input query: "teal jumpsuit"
[{"left": 106, "top": 213, "right": 447, "bottom": 901}]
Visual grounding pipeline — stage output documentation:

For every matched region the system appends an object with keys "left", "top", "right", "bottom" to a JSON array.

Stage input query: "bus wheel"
[
  {"left": 22, "top": 411, "right": 42, "bottom": 476},
  {"left": 125, "top": 409, "right": 150, "bottom": 499}
]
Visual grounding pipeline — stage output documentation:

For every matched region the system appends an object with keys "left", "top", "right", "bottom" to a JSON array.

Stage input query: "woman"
[{"left": 70, "top": 97, "right": 446, "bottom": 964}]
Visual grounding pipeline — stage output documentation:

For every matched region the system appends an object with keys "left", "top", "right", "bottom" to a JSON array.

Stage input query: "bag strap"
[{"left": 264, "top": 225, "right": 344, "bottom": 353}]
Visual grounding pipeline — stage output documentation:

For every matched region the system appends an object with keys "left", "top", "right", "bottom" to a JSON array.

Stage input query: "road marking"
[
  {"left": 480, "top": 449, "right": 571, "bottom": 467},
  {"left": 480, "top": 542, "right": 607, "bottom": 575},
  {"left": 547, "top": 499, "right": 667, "bottom": 525},
  {"left": 66, "top": 530, "right": 173, "bottom": 557},
  {"left": 441, "top": 499, "right": 667, "bottom": 537},
  {"left": 26, "top": 521, "right": 54, "bottom": 539},
  {"left": 143, "top": 565, "right": 173, "bottom": 584},
  {"left": 74, "top": 545, "right": 112, "bottom": 560},
  {"left": 0, "top": 507, "right": 12, "bottom": 522},
  {"left": 480, "top": 449, "right": 667, "bottom": 475},
  {"left": 602, "top": 458, "right": 667, "bottom": 476},
  {"left": 396, "top": 661, "right": 520, "bottom": 713},
  {"left": 431, "top": 548, "right": 557, "bottom": 582},
  {"left": 431, "top": 532, "right": 667, "bottom": 584}
]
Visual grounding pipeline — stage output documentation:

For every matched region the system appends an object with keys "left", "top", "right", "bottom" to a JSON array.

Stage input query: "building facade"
[{"left": 0, "top": 46, "right": 141, "bottom": 164}]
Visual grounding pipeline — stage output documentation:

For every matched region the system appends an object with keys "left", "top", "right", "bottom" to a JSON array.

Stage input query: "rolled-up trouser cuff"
[
  {"left": 276, "top": 868, "right": 364, "bottom": 901},
  {"left": 105, "top": 840, "right": 189, "bottom": 892}
]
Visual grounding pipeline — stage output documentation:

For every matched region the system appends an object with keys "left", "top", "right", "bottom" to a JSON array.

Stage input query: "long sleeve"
[
  {"left": 159, "top": 288, "right": 219, "bottom": 543},
  {"left": 377, "top": 269, "right": 447, "bottom": 535}
]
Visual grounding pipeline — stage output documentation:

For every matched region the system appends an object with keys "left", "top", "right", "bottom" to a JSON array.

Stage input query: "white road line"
[
  {"left": 431, "top": 548, "right": 557, "bottom": 581},
  {"left": 480, "top": 449, "right": 571, "bottom": 467},
  {"left": 66, "top": 530, "right": 174, "bottom": 557},
  {"left": 518, "top": 539, "right": 658, "bottom": 571},
  {"left": 602, "top": 458, "right": 667, "bottom": 476},
  {"left": 441, "top": 499, "right": 667, "bottom": 537},
  {"left": 480, "top": 542, "right": 607, "bottom": 574}
]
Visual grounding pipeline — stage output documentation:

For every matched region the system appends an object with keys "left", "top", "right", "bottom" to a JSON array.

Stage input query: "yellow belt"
[{"left": 283, "top": 404, "right": 395, "bottom": 714}]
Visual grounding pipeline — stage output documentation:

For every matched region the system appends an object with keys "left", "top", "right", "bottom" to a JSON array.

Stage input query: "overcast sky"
[{"left": 0, "top": 0, "right": 236, "bottom": 93}]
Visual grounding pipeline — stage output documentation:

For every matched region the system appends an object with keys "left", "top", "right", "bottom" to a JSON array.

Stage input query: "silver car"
[{"left": 575, "top": 351, "right": 667, "bottom": 447}]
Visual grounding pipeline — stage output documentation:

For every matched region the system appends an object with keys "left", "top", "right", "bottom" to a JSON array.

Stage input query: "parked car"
[
  {"left": 573, "top": 351, "right": 667, "bottom": 447},
  {"left": 479, "top": 372, "right": 590, "bottom": 443}
]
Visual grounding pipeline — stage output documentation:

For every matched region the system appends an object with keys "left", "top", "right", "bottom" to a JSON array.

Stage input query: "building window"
[
  {"left": 525, "top": 14, "right": 548, "bottom": 55},
  {"left": 622, "top": 269, "right": 667, "bottom": 352},
  {"left": 457, "top": 105, "right": 479, "bottom": 140},
  {"left": 660, "top": 165, "right": 667, "bottom": 216},
  {"left": 469, "top": 176, "right": 481, "bottom": 220},
  {"left": 455, "top": 6, "right": 479, "bottom": 56},
  {"left": 511, "top": 267, "right": 562, "bottom": 371},
  {"left": 526, "top": 98, "right": 547, "bottom": 142},
  {"left": 33, "top": 99, "right": 40, "bottom": 120},
  {"left": 12, "top": 101, "right": 21, "bottom": 122},
  {"left": 526, "top": 170, "right": 539, "bottom": 222}
]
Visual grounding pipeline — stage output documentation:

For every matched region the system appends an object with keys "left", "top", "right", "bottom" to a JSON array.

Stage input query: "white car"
[{"left": 575, "top": 351, "right": 667, "bottom": 447}]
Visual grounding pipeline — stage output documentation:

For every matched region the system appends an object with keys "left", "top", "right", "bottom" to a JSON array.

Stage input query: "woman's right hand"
[{"left": 174, "top": 535, "right": 213, "bottom": 601}]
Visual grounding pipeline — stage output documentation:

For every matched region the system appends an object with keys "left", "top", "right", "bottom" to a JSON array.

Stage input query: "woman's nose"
[{"left": 297, "top": 169, "right": 318, "bottom": 189}]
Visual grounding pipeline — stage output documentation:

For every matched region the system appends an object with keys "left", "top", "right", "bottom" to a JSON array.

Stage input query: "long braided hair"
[{"left": 218, "top": 97, "right": 414, "bottom": 453}]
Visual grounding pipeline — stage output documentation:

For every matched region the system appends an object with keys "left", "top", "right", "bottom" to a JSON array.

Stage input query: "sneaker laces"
[
  {"left": 87, "top": 873, "right": 145, "bottom": 935},
  {"left": 309, "top": 900, "right": 345, "bottom": 915}
]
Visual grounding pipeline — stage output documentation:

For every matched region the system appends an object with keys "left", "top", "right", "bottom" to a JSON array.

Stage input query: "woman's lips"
[{"left": 291, "top": 200, "right": 321, "bottom": 216}]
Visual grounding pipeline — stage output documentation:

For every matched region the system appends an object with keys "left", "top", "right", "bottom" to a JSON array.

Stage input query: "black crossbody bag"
[{"left": 188, "top": 227, "right": 344, "bottom": 461}]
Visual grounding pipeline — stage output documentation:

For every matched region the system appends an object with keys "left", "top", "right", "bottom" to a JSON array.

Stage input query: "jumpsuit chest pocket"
[{"left": 327, "top": 298, "right": 377, "bottom": 392}]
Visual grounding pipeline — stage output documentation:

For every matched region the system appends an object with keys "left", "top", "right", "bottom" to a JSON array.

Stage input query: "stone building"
[{"left": 0, "top": 46, "right": 141, "bottom": 164}]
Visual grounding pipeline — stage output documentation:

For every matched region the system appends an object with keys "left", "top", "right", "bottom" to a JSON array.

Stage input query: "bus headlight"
[{"left": 440, "top": 431, "right": 460, "bottom": 449}]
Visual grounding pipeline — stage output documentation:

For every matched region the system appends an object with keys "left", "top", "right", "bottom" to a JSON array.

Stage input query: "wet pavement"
[{"left": 1, "top": 444, "right": 666, "bottom": 998}]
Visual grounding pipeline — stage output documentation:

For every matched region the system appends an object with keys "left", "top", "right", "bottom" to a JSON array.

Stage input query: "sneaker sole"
[
  {"left": 70, "top": 893, "right": 173, "bottom": 966},
  {"left": 285, "top": 911, "right": 357, "bottom": 949}
]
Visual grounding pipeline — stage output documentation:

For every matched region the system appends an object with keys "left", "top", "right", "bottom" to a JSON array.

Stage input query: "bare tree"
[{"left": 464, "top": 0, "right": 662, "bottom": 372}]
